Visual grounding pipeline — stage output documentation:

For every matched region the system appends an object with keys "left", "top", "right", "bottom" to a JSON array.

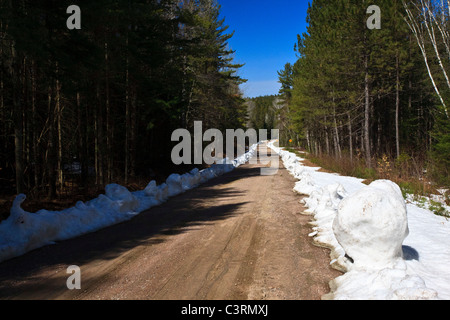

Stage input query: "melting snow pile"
[
  {"left": 268, "top": 141, "right": 450, "bottom": 300},
  {"left": 333, "top": 180, "right": 409, "bottom": 270},
  {"left": 0, "top": 144, "right": 259, "bottom": 264}
]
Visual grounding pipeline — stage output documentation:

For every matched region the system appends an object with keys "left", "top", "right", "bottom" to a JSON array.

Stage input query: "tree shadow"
[{"left": 0, "top": 165, "right": 265, "bottom": 298}]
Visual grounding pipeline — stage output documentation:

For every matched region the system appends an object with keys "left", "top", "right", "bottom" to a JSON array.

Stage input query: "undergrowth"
[{"left": 285, "top": 147, "right": 449, "bottom": 217}]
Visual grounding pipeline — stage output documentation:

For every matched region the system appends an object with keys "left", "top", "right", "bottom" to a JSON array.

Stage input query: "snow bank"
[
  {"left": 268, "top": 141, "right": 450, "bottom": 300},
  {"left": 333, "top": 180, "right": 409, "bottom": 269},
  {"left": 0, "top": 144, "right": 259, "bottom": 264}
]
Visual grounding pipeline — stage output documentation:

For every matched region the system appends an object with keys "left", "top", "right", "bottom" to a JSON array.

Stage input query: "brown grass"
[{"left": 285, "top": 147, "right": 445, "bottom": 198}]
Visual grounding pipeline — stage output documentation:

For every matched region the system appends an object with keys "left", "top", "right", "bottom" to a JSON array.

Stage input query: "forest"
[
  {"left": 276, "top": 0, "right": 450, "bottom": 189},
  {"left": 0, "top": 0, "right": 247, "bottom": 208},
  {"left": 1, "top": 0, "right": 449, "bottom": 217}
]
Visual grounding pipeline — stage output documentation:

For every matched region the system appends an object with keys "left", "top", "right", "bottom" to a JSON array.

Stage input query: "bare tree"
[{"left": 403, "top": 0, "right": 450, "bottom": 118}]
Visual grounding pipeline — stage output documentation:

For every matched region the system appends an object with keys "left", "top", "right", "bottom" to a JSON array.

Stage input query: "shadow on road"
[{"left": 0, "top": 165, "right": 265, "bottom": 298}]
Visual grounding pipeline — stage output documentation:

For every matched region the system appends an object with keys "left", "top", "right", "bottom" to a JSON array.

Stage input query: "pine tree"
[
  {"left": 0, "top": 0, "right": 247, "bottom": 200},
  {"left": 287, "top": 0, "right": 437, "bottom": 174}
]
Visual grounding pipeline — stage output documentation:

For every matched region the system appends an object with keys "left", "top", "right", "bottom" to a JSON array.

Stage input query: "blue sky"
[{"left": 218, "top": 0, "right": 309, "bottom": 98}]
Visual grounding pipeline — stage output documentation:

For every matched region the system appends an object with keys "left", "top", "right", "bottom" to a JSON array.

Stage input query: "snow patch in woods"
[
  {"left": 0, "top": 144, "right": 259, "bottom": 264},
  {"left": 269, "top": 141, "right": 450, "bottom": 300}
]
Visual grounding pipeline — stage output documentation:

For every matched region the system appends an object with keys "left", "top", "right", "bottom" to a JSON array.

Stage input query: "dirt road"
[{"left": 0, "top": 145, "right": 341, "bottom": 300}]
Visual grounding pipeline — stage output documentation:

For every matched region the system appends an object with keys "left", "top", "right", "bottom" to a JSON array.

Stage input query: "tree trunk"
[
  {"left": 348, "top": 112, "right": 353, "bottom": 163},
  {"left": 332, "top": 96, "right": 342, "bottom": 159},
  {"left": 13, "top": 93, "right": 24, "bottom": 195},
  {"left": 130, "top": 86, "right": 137, "bottom": 178},
  {"left": 324, "top": 116, "right": 330, "bottom": 155},
  {"left": 11, "top": 41, "right": 24, "bottom": 194},
  {"left": 364, "top": 54, "right": 372, "bottom": 168},
  {"left": 22, "top": 56, "right": 30, "bottom": 191},
  {"left": 105, "top": 42, "right": 113, "bottom": 183},
  {"left": 306, "top": 129, "right": 311, "bottom": 153},
  {"left": 31, "top": 60, "right": 39, "bottom": 190},
  {"left": 377, "top": 115, "right": 382, "bottom": 154},
  {"left": 125, "top": 41, "right": 130, "bottom": 185},
  {"left": 77, "top": 91, "right": 88, "bottom": 191},
  {"left": 396, "top": 53, "right": 401, "bottom": 158},
  {"left": 55, "top": 62, "right": 63, "bottom": 193},
  {"left": 46, "top": 83, "right": 56, "bottom": 199},
  {"left": 95, "top": 84, "right": 104, "bottom": 186},
  {"left": 404, "top": 3, "right": 449, "bottom": 118}
]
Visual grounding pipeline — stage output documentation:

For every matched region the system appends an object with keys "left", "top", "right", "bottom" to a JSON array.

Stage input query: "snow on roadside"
[
  {"left": 0, "top": 144, "right": 259, "bottom": 264},
  {"left": 405, "top": 192, "right": 450, "bottom": 217},
  {"left": 268, "top": 141, "right": 450, "bottom": 300}
]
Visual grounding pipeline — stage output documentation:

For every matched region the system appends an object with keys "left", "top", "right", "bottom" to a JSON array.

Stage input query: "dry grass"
[{"left": 285, "top": 147, "right": 445, "bottom": 199}]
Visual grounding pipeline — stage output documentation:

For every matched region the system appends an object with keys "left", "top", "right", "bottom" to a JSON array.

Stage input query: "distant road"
[{"left": 0, "top": 144, "right": 340, "bottom": 300}]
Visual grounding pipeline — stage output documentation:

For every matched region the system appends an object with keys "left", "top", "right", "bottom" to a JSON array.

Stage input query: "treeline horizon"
[
  {"left": 0, "top": 0, "right": 247, "bottom": 199},
  {"left": 276, "top": 0, "right": 449, "bottom": 186}
]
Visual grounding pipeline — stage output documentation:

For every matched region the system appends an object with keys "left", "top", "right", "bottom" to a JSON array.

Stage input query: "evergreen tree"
[
  {"left": 0, "top": 0, "right": 247, "bottom": 200},
  {"left": 286, "top": 0, "right": 438, "bottom": 175}
]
